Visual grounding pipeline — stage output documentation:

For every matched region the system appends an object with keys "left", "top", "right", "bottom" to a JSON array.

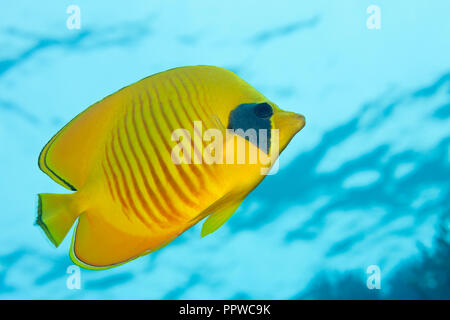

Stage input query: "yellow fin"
[
  {"left": 36, "top": 193, "right": 82, "bottom": 247},
  {"left": 38, "top": 98, "right": 116, "bottom": 191},
  {"left": 201, "top": 198, "right": 244, "bottom": 238}
]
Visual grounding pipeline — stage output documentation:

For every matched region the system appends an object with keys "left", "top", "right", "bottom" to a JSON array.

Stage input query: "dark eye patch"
[
  {"left": 227, "top": 102, "right": 272, "bottom": 154},
  {"left": 254, "top": 102, "right": 273, "bottom": 118}
]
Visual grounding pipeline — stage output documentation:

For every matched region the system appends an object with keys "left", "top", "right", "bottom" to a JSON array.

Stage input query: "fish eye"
[{"left": 253, "top": 102, "right": 273, "bottom": 119}]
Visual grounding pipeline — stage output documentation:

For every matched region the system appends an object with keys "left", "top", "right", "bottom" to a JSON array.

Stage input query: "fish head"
[
  {"left": 227, "top": 101, "right": 305, "bottom": 156},
  {"left": 226, "top": 100, "right": 305, "bottom": 169}
]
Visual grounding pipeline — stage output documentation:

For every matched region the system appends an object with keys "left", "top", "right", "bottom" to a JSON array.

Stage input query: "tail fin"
[{"left": 36, "top": 193, "right": 81, "bottom": 247}]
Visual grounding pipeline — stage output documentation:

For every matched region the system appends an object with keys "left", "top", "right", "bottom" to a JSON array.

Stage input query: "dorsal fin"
[{"left": 38, "top": 95, "right": 120, "bottom": 190}]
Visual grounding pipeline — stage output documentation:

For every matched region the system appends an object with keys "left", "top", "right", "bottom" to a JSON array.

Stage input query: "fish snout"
[
  {"left": 292, "top": 112, "right": 306, "bottom": 131},
  {"left": 273, "top": 110, "right": 306, "bottom": 133}
]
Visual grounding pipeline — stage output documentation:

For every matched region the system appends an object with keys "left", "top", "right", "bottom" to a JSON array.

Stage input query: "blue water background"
[{"left": 0, "top": 1, "right": 449, "bottom": 299}]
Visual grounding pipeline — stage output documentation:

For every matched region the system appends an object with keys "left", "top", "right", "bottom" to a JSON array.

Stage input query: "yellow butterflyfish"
[{"left": 36, "top": 66, "right": 305, "bottom": 269}]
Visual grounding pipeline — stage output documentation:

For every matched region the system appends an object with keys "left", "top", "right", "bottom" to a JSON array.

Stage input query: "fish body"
[{"left": 37, "top": 66, "right": 305, "bottom": 269}]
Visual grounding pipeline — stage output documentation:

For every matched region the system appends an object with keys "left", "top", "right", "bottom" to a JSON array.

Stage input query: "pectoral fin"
[{"left": 201, "top": 199, "right": 244, "bottom": 237}]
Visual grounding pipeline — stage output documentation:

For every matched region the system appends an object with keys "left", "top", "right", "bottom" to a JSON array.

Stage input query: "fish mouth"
[{"left": 293, "top": 113, "right": 306, "bottom": 132}]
